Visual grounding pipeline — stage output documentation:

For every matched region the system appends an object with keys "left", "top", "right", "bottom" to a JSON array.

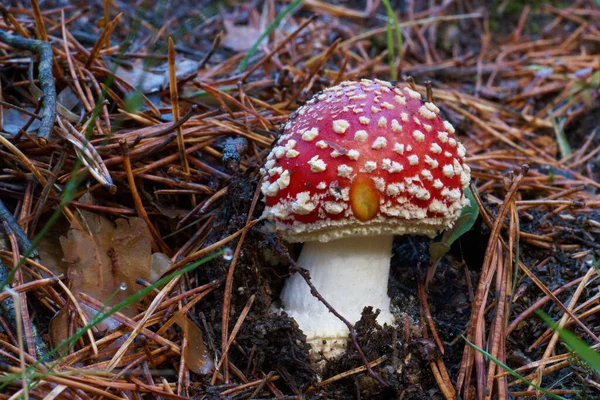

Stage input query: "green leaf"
[
  {"left": 463, "top": 336, "right": 569, "bottom": 400},
  {"left": 429, "top": 242, "right": 450, "bottom": 261},
  {"left": 429, "top": 186, "right": 479, "bottom": 261},
  {"left": 538, "top": 311, "right": 600, "bottom": 372},
  {"left": 236, "top": 0, "right": 304, "bottom": 72}
]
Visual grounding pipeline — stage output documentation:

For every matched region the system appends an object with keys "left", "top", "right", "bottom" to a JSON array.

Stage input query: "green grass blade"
[
  {"left": 236, "top": 0, "right": 303, "bottom": 72},
  {"left": 381, "top": 0, "right": 395, "bottom": 81},
  {"left": 381, "top": 0, "right": 403, "bottom": 81},
  {"left": 538, "top": 311, "right": 600, "bottom": 372},
  {"left": 386, "top": 17, "right": 395, "bottom": 80},
  {"left": 391, "top": 9, "right": 403, "bottom": 71},
  {"left": 463, "top": 336, "right": 569, "bottom": 400},
  {"left": 550, "top": 112, "right": 571, "bottom": 158}
]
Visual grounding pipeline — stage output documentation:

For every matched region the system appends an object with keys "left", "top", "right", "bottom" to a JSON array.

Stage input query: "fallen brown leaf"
[{"left": 60, "top": 209, "right": 162, "bottom": 318}]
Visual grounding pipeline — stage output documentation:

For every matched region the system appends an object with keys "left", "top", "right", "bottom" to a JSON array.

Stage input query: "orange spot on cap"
[{"left": 350, "top": 175, "right": 380, "bottom": 221}]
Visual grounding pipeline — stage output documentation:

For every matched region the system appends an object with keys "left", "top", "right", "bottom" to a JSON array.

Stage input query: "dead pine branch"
[
  {"left": 0, "top": 199, "right": 38, "bottom": 259},
  {"left": 0, "top": 225, "right": 49, "bottom": 360},
  {"left": 0, "top": 29, "right": 56, "bottom": 144}
]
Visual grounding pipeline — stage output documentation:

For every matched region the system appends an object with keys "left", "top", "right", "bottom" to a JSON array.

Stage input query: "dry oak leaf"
[{"left": 60, "top": 212, "right": 159, "bottom": 318}]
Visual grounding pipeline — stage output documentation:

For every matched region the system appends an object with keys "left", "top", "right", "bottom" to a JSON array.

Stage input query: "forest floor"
[{"left": 0, "top": 0, "right": 600, "bottom": 399}]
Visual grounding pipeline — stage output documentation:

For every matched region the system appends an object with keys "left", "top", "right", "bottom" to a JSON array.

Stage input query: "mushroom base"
[{"left": 280, "top": 235, "right": 395, "bottom": 359}]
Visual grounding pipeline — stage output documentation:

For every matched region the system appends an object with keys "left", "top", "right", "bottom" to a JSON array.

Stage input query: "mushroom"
[{"left": 260, "top": 79, "right": 471, "bottom": 359}]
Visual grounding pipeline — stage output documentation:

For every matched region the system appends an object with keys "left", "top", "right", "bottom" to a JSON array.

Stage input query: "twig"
[
  {"left": 126, "top": 104, "right": 199, "bottom": 142},
  {"left": 4, "top": 221, "right": 35, "bottom": 359},
  {"left": 314, "top": 355, "right": 388, "bottom": 388},
  {"left": 0, "top": 199, "right": 38, "bottom": 259},
  {"left": 417, "top": 283, "right": 444, "bottom": 354},
  {"left": 249, "top": 371, "right": 277, "bottom": 398},
  {"left": 0, "top": 253, "right": 48, "bottom": 360},
  {"left": 0, "top": 29, "right": 56, "bottom": 144},
  {"left": 198, "top": 31, "right": 222, "bottom": 71}
]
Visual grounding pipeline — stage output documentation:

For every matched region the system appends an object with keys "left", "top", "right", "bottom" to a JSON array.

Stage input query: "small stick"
[
  {"left": 0, "top": 135, "right": 47, "bottom": 185},
  {"left": 424, "top": 81, "right": 434, "bottom": 103},
  {"left": 405, "top": 76, "right": 417, "bottom": 91},
  {"left": 430, "top": 359, "right": 455, "bottom": 400},
  {"left": 198, "top": 31, "right": 222, "bottom": 71},
  {"left": 417, "top": 283, "right": 444, "bottom": 354},
  {"left": 4, "top": 221, "right": 36, "bottom": 359},
  {"left": 0, "top": 199, "right": 38, "bottom": 258},
  {"left": 507, "top": 276, "right": 585, "bottom": 334},
  {"left": 240, "top": 16, "right": 316, "bottom": 82},
  {"left": 84, "top": 13, "right": 122, "bottom": 68},
  {"left": 0, "top": 256, "right": 49, "bottom": 361},
  {"left": 314, "top": 355, "right": 388, "bottom": 388},
  {"left": 7, "top": 284, "right": 29, "bottom": 399},
  {"left": 30, "top": 0, "right": 48, "bottom": 41},
  {"left": 0, "top": 29, "right": 56, "bottom": 144},
  {"left": 0, "top": 100, "right": 42, "bottom": 120},
  {"left": 127, "top": 104, "right": 199, "bottom": 142},
  {"left": 249, "top": 370, "right": 276, "bottom": 398},
  {"left": 284, "top": 38, "right": 341, "bottom": 109},
  {"left": 212, "top": 294, "right": 256, "bottom": 379},
  {"left": 457, "top": 165, "right": 529, "bottom": 396}
]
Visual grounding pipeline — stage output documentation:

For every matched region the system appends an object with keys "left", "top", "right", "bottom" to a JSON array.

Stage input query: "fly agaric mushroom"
[{"left": 260, "top": 79, "right": 471, "bottom": 359}]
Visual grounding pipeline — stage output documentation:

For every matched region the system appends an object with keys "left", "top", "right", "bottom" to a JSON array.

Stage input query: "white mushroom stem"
[{"left": 280, "top": 235, "right": 395, "bottom": 359}]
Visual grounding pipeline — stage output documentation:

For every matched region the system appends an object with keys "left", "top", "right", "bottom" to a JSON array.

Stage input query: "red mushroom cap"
[{"left": 260, "top": 79, "right": 471, "bottom": 243}]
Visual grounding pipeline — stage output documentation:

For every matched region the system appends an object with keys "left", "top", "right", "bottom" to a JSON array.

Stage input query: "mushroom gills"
[{"left": 280, "top": 235, "right": 395, "bottom": 359}]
